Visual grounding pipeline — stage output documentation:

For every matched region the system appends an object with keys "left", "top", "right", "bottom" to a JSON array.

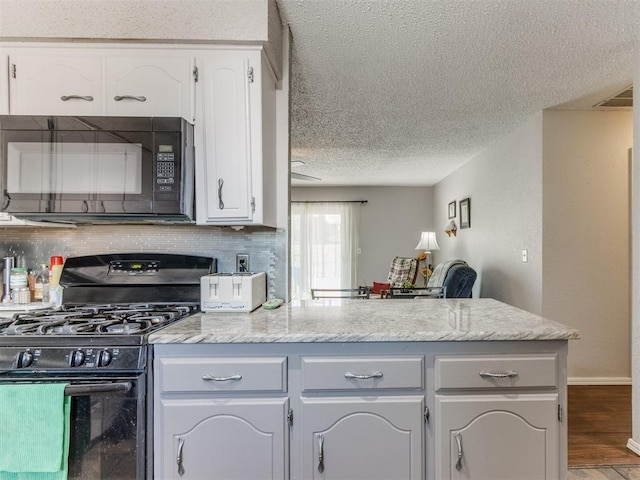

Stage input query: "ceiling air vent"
[{"left": 594, "top": 86, "right": 633, "bottom": 108}]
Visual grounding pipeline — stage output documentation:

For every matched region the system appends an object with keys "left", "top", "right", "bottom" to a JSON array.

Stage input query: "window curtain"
[{"left": 291, "top": 202, "right": 360, "bottom": 300}]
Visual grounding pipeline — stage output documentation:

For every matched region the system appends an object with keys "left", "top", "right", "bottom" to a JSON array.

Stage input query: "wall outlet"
[{"left": 236, "top": 254, "right": 250, "bottom": 272}]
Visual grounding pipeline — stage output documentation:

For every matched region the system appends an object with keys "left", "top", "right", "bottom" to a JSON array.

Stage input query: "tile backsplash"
[{"left": 0, "top": 224, "right": 288, "bottom": 299}]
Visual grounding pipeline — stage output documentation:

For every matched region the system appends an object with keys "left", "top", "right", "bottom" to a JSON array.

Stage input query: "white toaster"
[{"left": 200, "top": 272, "right": 266, "bottom": 312}]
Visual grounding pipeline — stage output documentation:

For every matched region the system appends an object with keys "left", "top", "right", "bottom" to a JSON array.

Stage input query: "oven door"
[{"left": 0, "top": 374, "right": 145, "bottom": 480}]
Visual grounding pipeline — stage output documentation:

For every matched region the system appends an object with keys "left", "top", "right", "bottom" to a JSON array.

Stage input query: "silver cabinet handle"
[
  {"left": 177, "top": 435, "right": 185, "bottom": 476},
  {"left": 479, "top": 370, "right": 519, "bottom": 379},
  {"left": 217, "top": 178, "right": 225, "bottom": 210},
  {"left": 113, "top": 95, "right": 147, "bottom": 102},
  {"left": 317, "top": 434, "right": 325, "bottom": 473},
  {"left": 60, "top": 95, "right": 94, "bottom": 102},
  {"left": 455, "top": 432, "right": 463, "bottom": 471},
  {"left": 202, "top": 373, "right": 242, "bottom": 382},
  {"left": 344, "top": 370, "right": 383, "bottom": 380}
]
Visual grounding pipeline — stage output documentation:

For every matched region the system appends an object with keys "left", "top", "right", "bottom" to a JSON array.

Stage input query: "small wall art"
[
  {"left": 448, "top": 201, "right": 456, "bottom": 219},
  {"left": 459, "top": 197, "right": 471, "bottom": 228}
]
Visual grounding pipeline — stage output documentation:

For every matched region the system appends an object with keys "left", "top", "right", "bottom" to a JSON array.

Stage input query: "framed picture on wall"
[
  {"left": 448, "top": 201, "right": 456, "bottom": 219},
  {"left": 459, "top": 198, "right": 471, "bottom": 228}
]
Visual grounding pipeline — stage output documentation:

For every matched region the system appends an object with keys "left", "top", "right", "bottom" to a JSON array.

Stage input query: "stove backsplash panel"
[{"left": 0, "top": 225, "right": 287, "bottom": 299}]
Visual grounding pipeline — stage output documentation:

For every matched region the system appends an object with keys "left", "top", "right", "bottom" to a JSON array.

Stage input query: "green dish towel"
[{"left": 0, "top": 383, "right": 70, "bottom": 480}]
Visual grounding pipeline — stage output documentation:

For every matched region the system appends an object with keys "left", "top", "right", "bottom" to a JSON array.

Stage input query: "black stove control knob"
[
  {"left": 69, "top": 350, "right": 85, "bottom": 368},
  {"left": 15, "top": 351, "right": 33, "bottom": 369},
  {"left": 97, "top": 350, "right": 112, "bottom": 367}
]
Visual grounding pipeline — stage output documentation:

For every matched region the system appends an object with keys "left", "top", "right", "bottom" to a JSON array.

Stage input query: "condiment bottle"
[
  {"left": 49, "top": 256, "right": 64, "bottom": 306},
  {"left": 33, "top": 264, "right": 50, "bottom": 303}
]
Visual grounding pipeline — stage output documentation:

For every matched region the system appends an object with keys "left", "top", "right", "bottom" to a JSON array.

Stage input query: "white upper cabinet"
[
  {"left": 2, "top": 45, "right": 195, "bottom": 120},
  {"left": 8, "top": 53, "right": 102, "bottom": 115},
  {"left": 194, "top": 47, "right": 277, "bottom": 227},
  {"left": 105, "top": 55, "right": 194, "bottom": 119}
]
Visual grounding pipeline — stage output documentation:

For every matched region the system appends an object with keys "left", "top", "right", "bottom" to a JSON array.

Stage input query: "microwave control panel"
[{"left": 154, "top": 137, "right": 179, "bottom": 196}]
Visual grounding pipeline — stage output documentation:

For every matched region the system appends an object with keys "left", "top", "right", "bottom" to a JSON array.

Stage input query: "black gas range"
[
  {"left": 0, "top": 253, "right": 214, "bottom": 368},
  {"left": 0, "top": 253, "right": 215, "bottom": 480}
]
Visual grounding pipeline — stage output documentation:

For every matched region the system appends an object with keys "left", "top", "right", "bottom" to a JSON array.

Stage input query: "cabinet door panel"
[
  {"left": 300, "top": 396, "right": 424, "bottom": 480},
  {"left": 105, "top": 56, "right": 193, "bottom": 119},
  {"left": 199, "top": 54, "right": 252, "bottom": 222},
  {"left": 159, "top": 397, "right": 288, "bottom": 480},
  {"left": 436, "top": 393, "right": 559, "bottom": 480},
  {"left": 9, "top": 54, "right": 102, "bottom": 115}
]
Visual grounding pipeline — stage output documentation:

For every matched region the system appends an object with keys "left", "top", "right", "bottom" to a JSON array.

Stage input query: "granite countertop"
[{"left": 149, "top": 298, "right": 581, "bottom": 344}]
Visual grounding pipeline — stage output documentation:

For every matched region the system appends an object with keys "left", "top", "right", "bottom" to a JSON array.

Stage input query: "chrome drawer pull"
[
  {"left": 114, "top": 95, "right": 147, "bottom": 102},
  {"left": 317, "top": 434, "right": 325, "bottom": 473},
  {"left": 479, "top": 370, "right": 519, "bottom": 379},
  {"left": 177, "top": 435, "right": 185, "bottom": 476},
  {"left": 455, "top": 432, "right": 463, "bottom": 471},
  {"left": 344, "top": 371, "right": 383, "bottom": 380},
  {"left": 60, "top": 95, "right": 94, "bottom": 102},
  {"left": 202, "top": 373, "right": 242, "bottom": 382}
]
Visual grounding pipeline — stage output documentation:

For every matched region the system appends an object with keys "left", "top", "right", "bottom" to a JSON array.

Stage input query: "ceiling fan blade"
[{"left": 291, "top": 172, "right": 321, "bottom": 181}]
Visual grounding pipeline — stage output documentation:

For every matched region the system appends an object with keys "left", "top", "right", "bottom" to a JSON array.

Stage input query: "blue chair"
[{"left": 427, "top": 259, "right": 477, "bottom": 298}]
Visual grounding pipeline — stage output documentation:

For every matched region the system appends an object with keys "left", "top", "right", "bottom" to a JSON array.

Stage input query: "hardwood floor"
[{"left": 569, "top": 385, "right": 640, "bottom": 467}]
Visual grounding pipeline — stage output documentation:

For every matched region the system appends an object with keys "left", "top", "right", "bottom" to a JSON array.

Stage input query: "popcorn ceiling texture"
[
  {"left": 0, "top": 0, "right": 283, "bottom": 79},
  {"left": 277, "top": 0, "right": 640, "bottom": 186}
]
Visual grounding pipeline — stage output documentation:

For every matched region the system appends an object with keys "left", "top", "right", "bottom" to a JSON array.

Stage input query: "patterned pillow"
[{"left": 387, "top": 257, "right": 418, "bottom": 287}]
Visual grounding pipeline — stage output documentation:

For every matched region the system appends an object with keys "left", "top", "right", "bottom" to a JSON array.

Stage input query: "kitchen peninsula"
[{"left": 151, "top": 298, "right": 579, "bottom": 480}]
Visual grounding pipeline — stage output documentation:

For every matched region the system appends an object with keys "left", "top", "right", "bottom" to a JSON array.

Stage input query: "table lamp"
[{"left": 415, "top": 232, "right": 440, "bottom": 285}]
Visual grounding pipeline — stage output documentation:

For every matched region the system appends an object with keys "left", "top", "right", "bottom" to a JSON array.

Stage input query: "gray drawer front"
[
  {"left": 301, "top": 356, "right": 424, "bottom": 391},
  {"left": 158, "top": 356, "right": 287, "bottom": 393},
  {"left": 435, "top": 354, "right": 557, "bottom": 390}
]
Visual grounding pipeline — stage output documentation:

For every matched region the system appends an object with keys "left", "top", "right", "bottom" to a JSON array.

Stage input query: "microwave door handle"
[
  {"left": 113, "top": 95, "right": 147, "bottom": 102},
  {"left": 60, "top": 95, "right": 94, "bottom": 102}
]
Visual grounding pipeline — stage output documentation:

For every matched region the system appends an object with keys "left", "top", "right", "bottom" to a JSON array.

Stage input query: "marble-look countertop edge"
[
  {"left": 150, "top": 331, "right": 581, "bottom": 344},
  {"left": 148, "top": 298, "right": 581, "bottom": 345}
]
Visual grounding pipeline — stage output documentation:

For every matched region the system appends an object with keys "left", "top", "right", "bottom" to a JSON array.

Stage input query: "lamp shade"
[{"left": 415, "top": 231, "right": 440, "bottom": 251}]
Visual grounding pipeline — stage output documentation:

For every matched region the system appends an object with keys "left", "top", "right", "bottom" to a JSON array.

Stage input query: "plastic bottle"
[
  {"left": 33, "top": 264, "right": 50, "bottom": 303},
  {"left": 49, "top": 256, "right": 64, "bottom": 306}
]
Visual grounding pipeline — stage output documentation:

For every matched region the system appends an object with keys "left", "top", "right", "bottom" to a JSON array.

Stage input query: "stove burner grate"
[{"left": 0, "top": 303, "right": 197, "bottom": 337}]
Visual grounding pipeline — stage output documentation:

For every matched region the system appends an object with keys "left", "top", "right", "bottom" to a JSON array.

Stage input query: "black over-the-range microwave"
[{"left": 0, "top": 115, "right": 194, "bottom": 223}]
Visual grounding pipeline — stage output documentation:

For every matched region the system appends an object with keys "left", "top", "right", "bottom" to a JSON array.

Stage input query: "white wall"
[
  {"left": 542, "top": 110, "right": 633, "bottom": 383},
  {"left": 433, "top": 113, "right": 544, "bottom": 312},
  {"left": 291, "top": 186, "right": 434, "bottom": 286}
]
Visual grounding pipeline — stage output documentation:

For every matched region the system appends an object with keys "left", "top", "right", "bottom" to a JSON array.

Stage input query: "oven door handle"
[{"left": 64, "top": 382, "right": 132, "bottom": 396}]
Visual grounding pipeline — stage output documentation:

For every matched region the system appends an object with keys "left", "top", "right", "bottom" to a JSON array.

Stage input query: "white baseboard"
[
  {"left": 627, "top": 438, "right": 640, "bottom": 456},
  {"left": 568, "top": 376, "right": 632, "bottom": 385}
]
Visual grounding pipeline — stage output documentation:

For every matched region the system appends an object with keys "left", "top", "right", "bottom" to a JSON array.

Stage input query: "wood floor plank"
[{"left": 569, "top": 385, "right": 640, "bottom": 466}]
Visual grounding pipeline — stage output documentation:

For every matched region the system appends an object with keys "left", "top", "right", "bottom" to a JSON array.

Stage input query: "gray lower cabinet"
[
  {"left": 159, "top": 398, "right": 289, "bottom": 479},
  {"left": 154, "top": 343, "right": 567, "bottom": 480},
  {"left": 154, "top": 355, "right": 289, "bottom": 479},
  {"left": 299, "top": 396, "right": 424, "bottom": 480},
  {"left": 434, "top": 354, "right": 561, "bottom": 480}
]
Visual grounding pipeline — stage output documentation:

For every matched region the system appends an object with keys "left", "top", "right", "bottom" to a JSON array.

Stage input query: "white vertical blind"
[{"left": 291, "top": 202, "right": 360, "bottom": 300}]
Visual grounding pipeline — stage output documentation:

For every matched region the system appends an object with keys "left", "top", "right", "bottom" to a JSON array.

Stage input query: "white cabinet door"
[
  {"left": 299, "top": 396, "right": 424, "bottom": 480},
  {"left": 197, "top": 52, "right": 253, "bottom": 223},
  {"left": 158, "top": 397, "right": 288, "bottom": 480},
  {"left": 8, "top": 54, "right": 102, "bottom": 115},
  {"left": 435, "top": 393, "right": 559, "bottom": 480},
  {"left": 195, "top": 48, "right": 277, "bottom": 227},
  {"left": 105, "top": 55, "right": 194, "bottom": 120}
]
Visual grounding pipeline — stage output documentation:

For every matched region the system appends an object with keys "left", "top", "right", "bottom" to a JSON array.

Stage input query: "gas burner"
[{"left": 0, "top": 303, "right": 199, "bottom": 337}]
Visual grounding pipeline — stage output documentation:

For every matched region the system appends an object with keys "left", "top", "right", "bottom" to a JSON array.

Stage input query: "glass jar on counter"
[
  {"left": 13, "top": 286, "right": 31, "bottom": 304},
  {"left": 9, "top": 267, "right": 28, "bottom": 290}
]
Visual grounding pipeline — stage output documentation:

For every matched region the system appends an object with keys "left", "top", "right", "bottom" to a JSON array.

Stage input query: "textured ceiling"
[{"left": 276, "top": 0, "right": 640, "bottom": 186}]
